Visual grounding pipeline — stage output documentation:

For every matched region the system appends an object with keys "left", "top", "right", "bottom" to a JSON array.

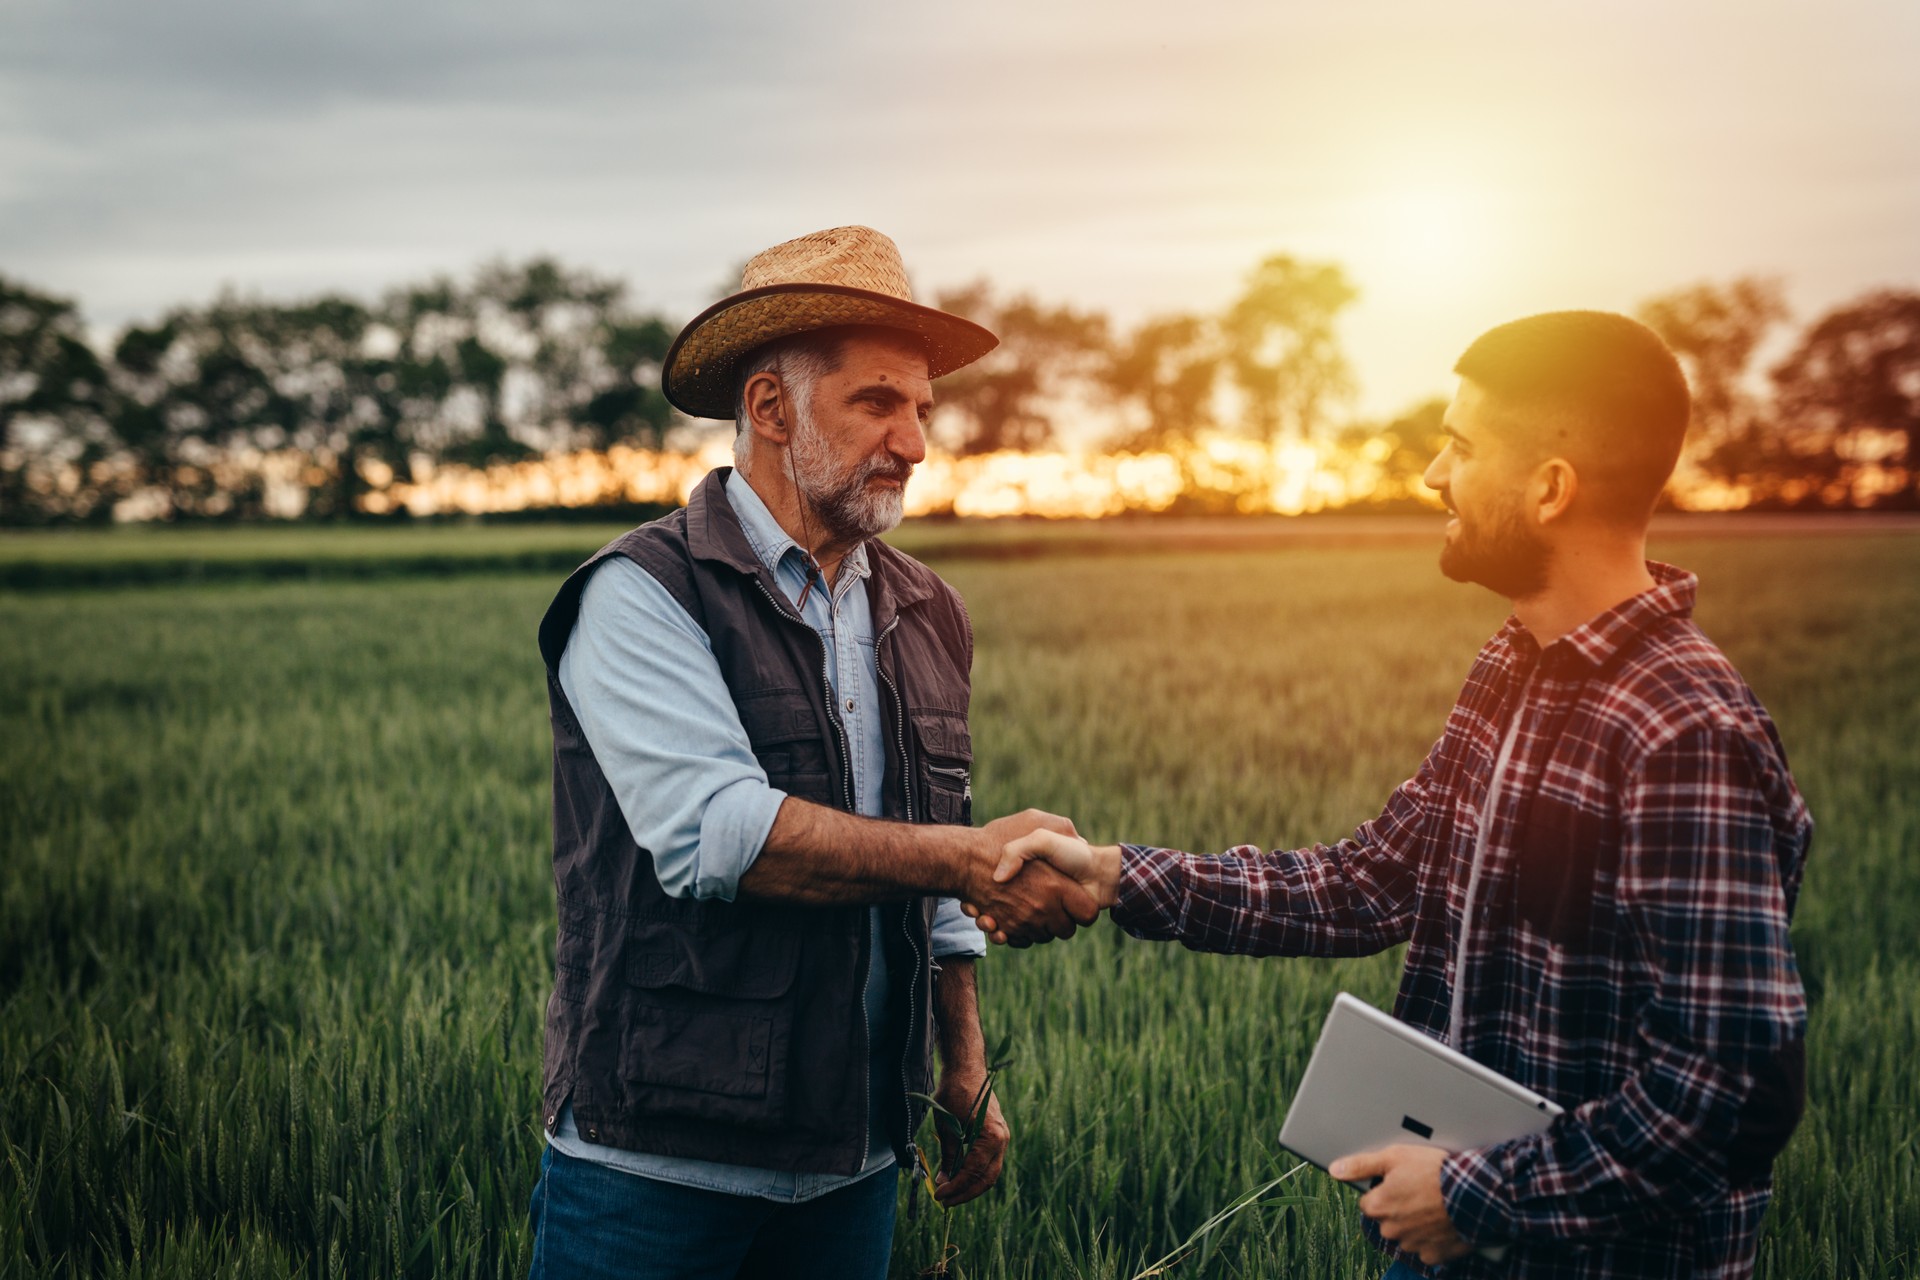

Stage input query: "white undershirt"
[{"left": 1450, "top": 674, "right": 1532, "bottom": 1048}]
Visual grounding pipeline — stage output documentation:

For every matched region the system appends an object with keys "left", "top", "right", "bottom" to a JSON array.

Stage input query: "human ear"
[
  {"left": 1533, "top": 458, "right": 1579, "bottom": 525},
  {"left": 743, "top": 372, "right": 789, "bottom": 446}
]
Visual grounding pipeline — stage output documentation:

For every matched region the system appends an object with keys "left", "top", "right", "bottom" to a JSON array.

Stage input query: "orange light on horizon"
[
  {"left": 362, "top": 435, "right": 1774, "bottom": 523},
  {"left": 367, "top": 436, "right": 1459, "bottom": 520}
]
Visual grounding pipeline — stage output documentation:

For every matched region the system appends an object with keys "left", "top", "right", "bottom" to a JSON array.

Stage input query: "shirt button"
[{"left": 846, "top": 699, "right": 855, "bottom": 713}]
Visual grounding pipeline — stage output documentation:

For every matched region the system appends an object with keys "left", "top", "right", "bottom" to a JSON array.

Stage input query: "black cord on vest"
[{"left": 778, "top": 383, "right": 829, "bottom": 612}]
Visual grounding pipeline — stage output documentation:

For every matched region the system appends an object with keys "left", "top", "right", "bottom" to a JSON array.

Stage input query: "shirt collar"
[
  {"left": 724, "top": 468, "right": 870, "bottom": 587},
  {"left": 1503, "top": 561, "right": 1697, "bottom": 671}
]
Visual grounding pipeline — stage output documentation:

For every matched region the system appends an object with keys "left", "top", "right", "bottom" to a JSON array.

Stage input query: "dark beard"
[{"left": 1439, "top": 498, "right": 1552, "bottom": 599}]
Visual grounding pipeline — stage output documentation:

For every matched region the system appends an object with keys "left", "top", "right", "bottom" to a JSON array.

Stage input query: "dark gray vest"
[{"left": 535, "top": 468, "right": 975, "bottom": 1174}]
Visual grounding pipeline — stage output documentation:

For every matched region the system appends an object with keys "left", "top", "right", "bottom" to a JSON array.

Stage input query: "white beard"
[{"left": 788, "top": 407, "right": 909, "bottom": 542}]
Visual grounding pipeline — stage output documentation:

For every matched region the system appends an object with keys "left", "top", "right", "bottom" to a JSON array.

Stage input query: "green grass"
[
  {"left": 0, "top": 512, "right": 1458, "bottom": 591},
  {"left": 2, "top": 530, "right": 1915, "bottom": 1278},
  {"left": 0, "top": 523, "right": 641, "bottom": 590}
]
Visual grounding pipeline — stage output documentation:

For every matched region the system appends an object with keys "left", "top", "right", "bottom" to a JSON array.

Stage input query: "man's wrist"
[
  {"left": 1092, "top": 843, "right": 1124, "bottom": 909},
  {"left": 950, "top": 825, "right": 999, "bottom": 900}
]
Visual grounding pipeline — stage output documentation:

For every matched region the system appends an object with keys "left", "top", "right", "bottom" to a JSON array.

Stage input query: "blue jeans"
[{"left": 526, "top": 1144, "right": 897, "bottom": 1280}]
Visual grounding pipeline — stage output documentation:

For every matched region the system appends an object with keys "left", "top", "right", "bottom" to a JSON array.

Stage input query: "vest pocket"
[
  {"left": 618, "top": 924, "right": 801, "bottom": 1128},
  {"left": 911, "top": 709, "right": 973, "bottom": 825},
  {"left": 737, "top": 688, "right": 836, "bottom": 807}
]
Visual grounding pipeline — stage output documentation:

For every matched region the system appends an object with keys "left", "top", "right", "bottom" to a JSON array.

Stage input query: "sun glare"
[{"left": 1353, "top": 177, "right": 1505, "bottom": 306}]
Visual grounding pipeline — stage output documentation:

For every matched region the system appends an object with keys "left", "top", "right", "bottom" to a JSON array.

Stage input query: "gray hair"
[{"left": 731, "top": 330, "right": 851, "bottom": 476}]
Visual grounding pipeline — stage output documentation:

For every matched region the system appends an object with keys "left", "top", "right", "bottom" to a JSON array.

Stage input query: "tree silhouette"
[
  {"left": 1770, "top": 290, "right": 1920, "bottom": 508},
  {"left": 1221, "top": 255, "right": 1358, "bottom": 443},
  {"left": 1339, "top": 397, "right": 1448, "bottom": 508},
  {"left": 1103, "top": 314, "right": 1222, "bottom": 451},
  {"left": 1636, "top": 278, "right": 1788, "bottom": 499},
  {"left": 1, "top": 276, "right": 117, "bottom": 522},
  {"left": 930, "top": 283, "right": 1109, "bottom": 455}
]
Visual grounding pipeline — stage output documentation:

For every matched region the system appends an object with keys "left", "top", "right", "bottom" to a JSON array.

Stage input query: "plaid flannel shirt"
[{"left": 1113, "top": 563, "right": 1811, "bottom": 1280}]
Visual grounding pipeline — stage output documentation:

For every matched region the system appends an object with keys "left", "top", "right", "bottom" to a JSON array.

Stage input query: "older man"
[
  {"left": 527, "top": 227, "right": 1096, "bottom": 1279},
  {"left": 988, "top": 312, "right": 1811, "bottom": 1280}
]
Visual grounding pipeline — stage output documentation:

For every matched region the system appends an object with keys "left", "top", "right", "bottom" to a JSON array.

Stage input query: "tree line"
[{"left": 2, "top": 256, "right": 1915, "bottom": 524}]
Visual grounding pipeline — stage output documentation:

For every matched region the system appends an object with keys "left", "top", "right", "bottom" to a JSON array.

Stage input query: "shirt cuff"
[
  {"left": 930, "top": 896, "right": 988, "bottom": 958},
  {"left": 1439, "top": 1145, "right": 1518, "bottom": 1246},
  {"left": 681, "top": 779, "right": 788, "bottom": 901},
  {"left": 1111, "top": 844, "right": 1190, "bottom": 940}
]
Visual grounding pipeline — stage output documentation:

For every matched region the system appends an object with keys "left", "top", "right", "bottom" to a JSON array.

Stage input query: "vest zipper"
[
  {"left": 876, "top": 616, "right": 911, "bottom": 824},
  {"left": 877, "top": 617, "right": 929, "bottom": 1194},
  {"left": 926, "top": 763, "right": 972, "bottom": 810},
  {"left": 899, "top": 897, "right": 925, "bottom": 1207}
]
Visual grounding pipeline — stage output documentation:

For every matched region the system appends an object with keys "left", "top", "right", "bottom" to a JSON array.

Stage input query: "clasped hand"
[{"left": 963, "top": 821, "right": 1119, "bottom": 946}]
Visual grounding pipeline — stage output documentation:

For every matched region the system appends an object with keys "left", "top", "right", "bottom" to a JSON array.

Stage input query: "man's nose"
[
  {"left": 891, "top": 411, "right": 928, "bottom": 465},
  {"left": 1422, "top": 448, "right": 1447, "bottom": 493}
]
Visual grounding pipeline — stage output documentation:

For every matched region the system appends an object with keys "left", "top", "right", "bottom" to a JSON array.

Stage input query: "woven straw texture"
[{"left": 662, "top": 226, "right": 997, "bottom": 420}]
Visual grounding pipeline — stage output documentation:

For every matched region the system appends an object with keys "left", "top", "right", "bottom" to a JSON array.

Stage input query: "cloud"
[{"left": 3, "top": 0, "right": 1916, "bottom": 414}]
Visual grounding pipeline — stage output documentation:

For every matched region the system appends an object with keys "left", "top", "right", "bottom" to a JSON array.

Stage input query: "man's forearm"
[
  {"left": 738, "top": 796, "right": 986, "bottom": 905},
  {"left": 741, "top": 800, "right": 1101, "bottom": 945},
  {"left": 932, "top": 957, "right": 985, "bottom": 1075}
]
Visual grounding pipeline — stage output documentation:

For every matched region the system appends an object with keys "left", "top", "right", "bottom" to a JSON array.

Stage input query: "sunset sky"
[{"left": 4, "top": 0, "right": 1916, "bottom": 420}]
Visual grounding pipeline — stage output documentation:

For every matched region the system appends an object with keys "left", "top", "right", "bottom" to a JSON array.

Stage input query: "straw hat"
[{"left": 661, "top": 226, "right": 999, "bottom": 420}]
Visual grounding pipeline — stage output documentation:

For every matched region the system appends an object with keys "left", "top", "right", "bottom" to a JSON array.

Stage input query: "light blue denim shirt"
[{"left": 550, "top": 469, "right": 984, "bottom": 1201}]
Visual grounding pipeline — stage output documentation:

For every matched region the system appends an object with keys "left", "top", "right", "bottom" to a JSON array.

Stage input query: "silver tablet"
[{"left": 1280, "top": 992, "right": 1563, "bottom": 1182}]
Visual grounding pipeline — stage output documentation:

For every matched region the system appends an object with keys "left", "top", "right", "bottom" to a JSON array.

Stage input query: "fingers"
[
  {"left": 1001, "top": 828, "right": 1090, "bottom": 883},
  {"left": 1329, "top": 1150, "right": 1388, "bottom": 1185},
  {"left": 1033, "top": 809, "right": 1079, "bottom": 838},
  {"left": 933, "top": 1116, "right": 964, "bottom": 1176},
  {"left": 934, "top": 1108, "right": 1008, "bottom": 1206},
  {"left": 1338, "top": 1145, "right": 1466, "bottom": 1260},
  {"left": 1061, "top": 879, "right": 1101, "bottom": 925},
  {"left": 933, "top": 1144, "right": 999, "bottom": 1205},
  {"left": 1011, "top": 808, "right": 1077, "bottom": 838},
  {"left": 991, "top": 837, "right": 1035, "bottom": 885},
  {"left": 992, "top": 828, "right": 1077, "bottom": 883},
  {"left": 969, "top": 864, "right": 1098, "bottom": 946}
]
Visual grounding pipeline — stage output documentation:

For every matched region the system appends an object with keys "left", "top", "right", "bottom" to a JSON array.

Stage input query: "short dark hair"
[{"left": 1454, "top": 311, "right": 1691, "bottom": 522}]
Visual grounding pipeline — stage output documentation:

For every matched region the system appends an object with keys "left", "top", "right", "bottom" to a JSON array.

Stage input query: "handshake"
[{"left": 956, "top": 810, "right": 1126, "bottom": 947}]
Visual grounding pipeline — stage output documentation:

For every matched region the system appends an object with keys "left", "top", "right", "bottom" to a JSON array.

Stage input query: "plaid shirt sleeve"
[
  {"left": 1109, "top": 741, "right": 1436, "bottom": 957},
  {"left": 1440, "top": 726, "right": 1809, "bottom": 1244}
]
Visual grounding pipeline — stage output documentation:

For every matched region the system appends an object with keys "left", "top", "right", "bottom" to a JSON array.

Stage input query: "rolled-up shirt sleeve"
[
  {"left": 930, "top": 896, "right": 987, "bottom": 958},
  {"left": 556, "top": 557, "right": 786, "bottom": 901}
]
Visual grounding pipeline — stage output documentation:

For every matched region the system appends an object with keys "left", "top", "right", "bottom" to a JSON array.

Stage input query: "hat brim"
[{"left": 661, "top": 283, "right": 999, "bottom": 420}]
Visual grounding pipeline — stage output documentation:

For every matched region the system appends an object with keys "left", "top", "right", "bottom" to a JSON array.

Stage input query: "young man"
[
  {"left": 982, "top": 312, "right": 1811, "bottom": 1279},
  {"left": 528, "top": 227, "right": 1096, "bottom": 1280}
]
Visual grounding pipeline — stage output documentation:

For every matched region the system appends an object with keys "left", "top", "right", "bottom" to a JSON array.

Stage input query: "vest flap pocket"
[
  {"left": 618, "top": 925, "right": 801, "bottom": 1124},
  {"left": 910, "top": 709, "right": 971, "bottom": 763},
  {"left": 911, "top": 709, "right": 972, "bottom": 825},
  {"left": 625, "top": 1003, "right": 773, "bottom": 1100},
  {"left": 736, "top": 689, "right": 819, "bottom": 745},
  {"left": 735, "top": 690, "right": 830, "bottom": 792},
  {"left": 625, "top": 925, "right": 801, "bottom": 1000}
]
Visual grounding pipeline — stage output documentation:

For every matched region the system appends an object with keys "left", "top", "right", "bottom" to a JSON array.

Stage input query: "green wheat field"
[{"left": 3, "top": 523, "right": 1916, "bottom": 1278}]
